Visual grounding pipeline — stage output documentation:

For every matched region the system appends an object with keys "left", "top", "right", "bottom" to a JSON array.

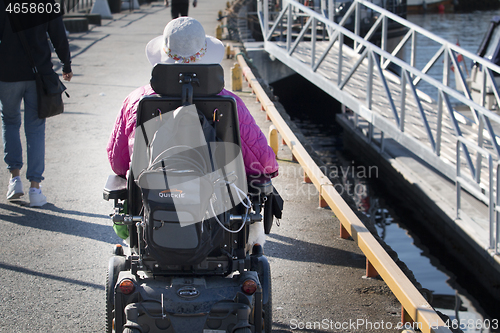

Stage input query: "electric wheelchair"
[{"left": 103, "top": 63, "right": 282, "bottom": 333}]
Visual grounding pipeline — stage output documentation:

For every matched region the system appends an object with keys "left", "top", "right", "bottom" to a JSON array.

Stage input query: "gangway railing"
[
  {"left": 63, "top": 0, "right": 94, "bottom": 13},
  {"left": 456, "top": 137, "right": 497, "bottom": 251},
  {"left": 256, "top": 0, "right": 500, "bottom": 254},
  {"left": 231, "top": 42, "right": 453, "bottom": 333}
]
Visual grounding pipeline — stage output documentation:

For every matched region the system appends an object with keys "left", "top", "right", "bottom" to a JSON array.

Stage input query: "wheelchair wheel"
[
  {"left": 261, "top": 265, "right": 272, "bottom": 333},
  {"left": 257, "top": 259, "right": 272, "bottom": 333},
  {"left": 105, "top": 270, "right": 113, "bottom": 333},
  {"left": 234, "top": 329, "right": 252, "bottom": 333},
  {"left": 263, "top": 195, "right": 273, "bottom": 234},
  {"left": 123, "top": 329, "right": 141, "bottom": 333},
  {"left": 106, "top": 255, "right": 127, "bottom": 333}
]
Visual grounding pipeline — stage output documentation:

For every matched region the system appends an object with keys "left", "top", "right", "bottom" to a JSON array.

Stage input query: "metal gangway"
[
  {"left": 255, "top": 0, "right": 500, "bottom": 255},
  {"left": 64, "top": 0, "right": 95, "bottom": 13}
]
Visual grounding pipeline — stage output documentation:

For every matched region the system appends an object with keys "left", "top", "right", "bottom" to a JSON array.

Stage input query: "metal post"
[
  {"left": 476, "top": 116, "right": 485, "bottom": 184},
  {"left": 476, "top": 72, "right": 487, "bottom": 184},
  {"left": 488, "top": 155, "right": 494, "bottom": 250},
  {"left": 381, "top": 15, "right": 388, "bottom": 67},
  {"left": 264, "top": 0, "right": 269, "bottom": 39},
  {"left": 436, "top": 91, "right": 443, "bottom": 156},
  {"left": 354, "top": 1, "right": 360, "bottom": 51},
  {"left": 338, "top": 33, "right": 343, "bottom": 86},
  {"left": 443, "top": 45, "right": 450, "bottom": 87},
  {"left": 279, "top": 1, "right": 284, "bottom": 42},
  {"left": 410, "top": 30, "right": 416, "bottom": 78},
  {"left": 481, "top": 64, "right": 487, "bottom": 108},
  {"left": 497, "top": 163, "right": 500, "bottom": 254},
  {"left": 400, "top": 70, "right": 407, "bottom": 132},
  {"left": 456, "top": 141, "right": 461, "bottom": 220},
  {"left": 367, "top": 52, "right": 373, "bottom": 110},
  {"left": 258, "top": 0, "right": 263, "bottom": 36},
  {"left": 311, "top": 17, "right": 316, "bottom": 69},
  {"left": 287, "top": 3, "right": 292, "bottom": 52},
  {"left": 329, "top": 0, "right": 334, "bottom": 22}
]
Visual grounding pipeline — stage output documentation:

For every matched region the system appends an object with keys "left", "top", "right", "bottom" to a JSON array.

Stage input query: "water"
[
  {"left": 404, "top": 10, "right": 500, "bottom": 103},
  {"left": 270, "top": 35, "right": 500, "bottom": 330}
]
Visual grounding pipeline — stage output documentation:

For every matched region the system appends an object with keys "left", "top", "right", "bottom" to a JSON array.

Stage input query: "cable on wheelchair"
[
  {"left": 210, "top": 181, "right": 251, "bottom": 234},
  {"left": 145, "top": 143, "right": 252, "bottom": 234},
  {"left": 150, "top": 145, "right": 208, "bottom": 173}
]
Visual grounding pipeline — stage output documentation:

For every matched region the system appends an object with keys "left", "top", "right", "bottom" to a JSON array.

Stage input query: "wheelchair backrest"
[{"left": 128, "top": 64, "right": 248, "bottom": 267}]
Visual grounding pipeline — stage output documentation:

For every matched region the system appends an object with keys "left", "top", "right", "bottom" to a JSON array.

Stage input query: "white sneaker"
[
  {"left": 6, "top": 176, "right": 24, "bottom": 200},
  {"left": 29, "top": 187, "right": 47, "bottom": 207}
]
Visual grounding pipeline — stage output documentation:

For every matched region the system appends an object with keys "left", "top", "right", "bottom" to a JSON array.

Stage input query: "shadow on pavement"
[
  {"left": 0, "top": 261, "right": 104, "bottom": 290},
  {"left": 0, "top": 203, "right": 120, "bottom": 244},
  {"left": 265, "top": 233, "right": 365, "bottom": 269}
]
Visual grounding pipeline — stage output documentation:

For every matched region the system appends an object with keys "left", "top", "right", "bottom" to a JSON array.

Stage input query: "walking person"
[
  {"left": 0, "top": 9, "right": 73, "bottom": 207},
  {"left": 164, "top": 0, "right": 198, "bottom": 20}
]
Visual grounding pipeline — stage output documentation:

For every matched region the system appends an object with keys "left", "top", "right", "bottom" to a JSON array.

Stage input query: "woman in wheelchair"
[
  {"left": 106, "top": 16, "right": 279, "bottom": 253},
  {"left": 104, "top": 18, "right": 281, "bottom": 333},
  {"left": 106, "top": 17, "right": 278, "bottom": 181}
]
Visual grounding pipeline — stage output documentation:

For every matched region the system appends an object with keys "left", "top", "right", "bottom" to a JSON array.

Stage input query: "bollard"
[
  {"left": 225, "top": 44, "right": 232, "bottom": 59},
  {"left": 231, "top": 63, "right": 243, "bottom": 91},
  {"left": 215, "top": 24, "right": 223, "bottom": 40},
  {"left": 269, "top": 125, "right": 278, "bottom": 157}
]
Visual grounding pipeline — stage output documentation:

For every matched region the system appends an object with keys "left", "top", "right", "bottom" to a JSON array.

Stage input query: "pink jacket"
[{"left": 107, "top": 84, "right": 279, "bottom": 178}]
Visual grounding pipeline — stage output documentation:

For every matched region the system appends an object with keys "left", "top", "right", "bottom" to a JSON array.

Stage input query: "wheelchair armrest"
[
  {"left": 247, "top": 175, "right": 284, "bottom": 234},
  {"left": 247, "top": 175, "right": 274, "bottom": 196},
  {"left": 103, "top": 175, "right": 128, "bottom": 201}
]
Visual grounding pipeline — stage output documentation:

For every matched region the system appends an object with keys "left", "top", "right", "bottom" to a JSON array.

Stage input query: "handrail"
[
  {"left": 233, "top": 44, "right": 452, "bottom": 333},
  {"left": 257, "top": 0, "right": 500, "bottom": 255},
  {"left": 263, "top": 0, "right": 500, "bottom": 124},
  {"left": 456, "top": 137, "right": 496, "bottom": 250}
]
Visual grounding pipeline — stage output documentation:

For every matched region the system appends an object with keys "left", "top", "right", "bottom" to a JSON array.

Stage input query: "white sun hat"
[{"left": 145, "top": 17, "right": 224, "bottom": 66}]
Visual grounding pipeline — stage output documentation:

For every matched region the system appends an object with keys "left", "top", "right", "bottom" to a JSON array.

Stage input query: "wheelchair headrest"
[{"left": 150, "top": 63, "right": 224, "bottom": 96}]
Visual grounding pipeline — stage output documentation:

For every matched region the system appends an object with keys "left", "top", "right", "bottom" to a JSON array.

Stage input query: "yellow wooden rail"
[{"left": 232, "top": 45, "right": 452, "bottom": 333}]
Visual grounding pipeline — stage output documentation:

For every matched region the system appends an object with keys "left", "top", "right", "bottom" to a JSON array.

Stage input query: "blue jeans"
[{"left": 0, "top": 80, "right": 45, "bottom": 183}]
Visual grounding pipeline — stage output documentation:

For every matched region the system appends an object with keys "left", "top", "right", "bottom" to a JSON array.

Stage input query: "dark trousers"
[{"left": 171, "top": 2, "right": 189, "bottom": 18}]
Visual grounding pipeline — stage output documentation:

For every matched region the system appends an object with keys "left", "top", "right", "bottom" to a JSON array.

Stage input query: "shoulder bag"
[{"left": 16, "top": 24, "right": 68, "bottom": 118}]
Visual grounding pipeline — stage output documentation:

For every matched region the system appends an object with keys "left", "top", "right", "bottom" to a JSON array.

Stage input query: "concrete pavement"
[{"left": 0, "top": 2, "right": 408, "bottom": 331}]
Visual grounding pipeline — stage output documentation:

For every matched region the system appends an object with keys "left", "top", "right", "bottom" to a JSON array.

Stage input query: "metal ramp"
[{"left": 255, "top": 0, "right": 500, "bottom": 254}]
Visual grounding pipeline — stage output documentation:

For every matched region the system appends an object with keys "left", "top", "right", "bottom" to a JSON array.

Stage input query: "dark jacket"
[{"left": 0, "top": 4, "right": 71, "bottom": 82}]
